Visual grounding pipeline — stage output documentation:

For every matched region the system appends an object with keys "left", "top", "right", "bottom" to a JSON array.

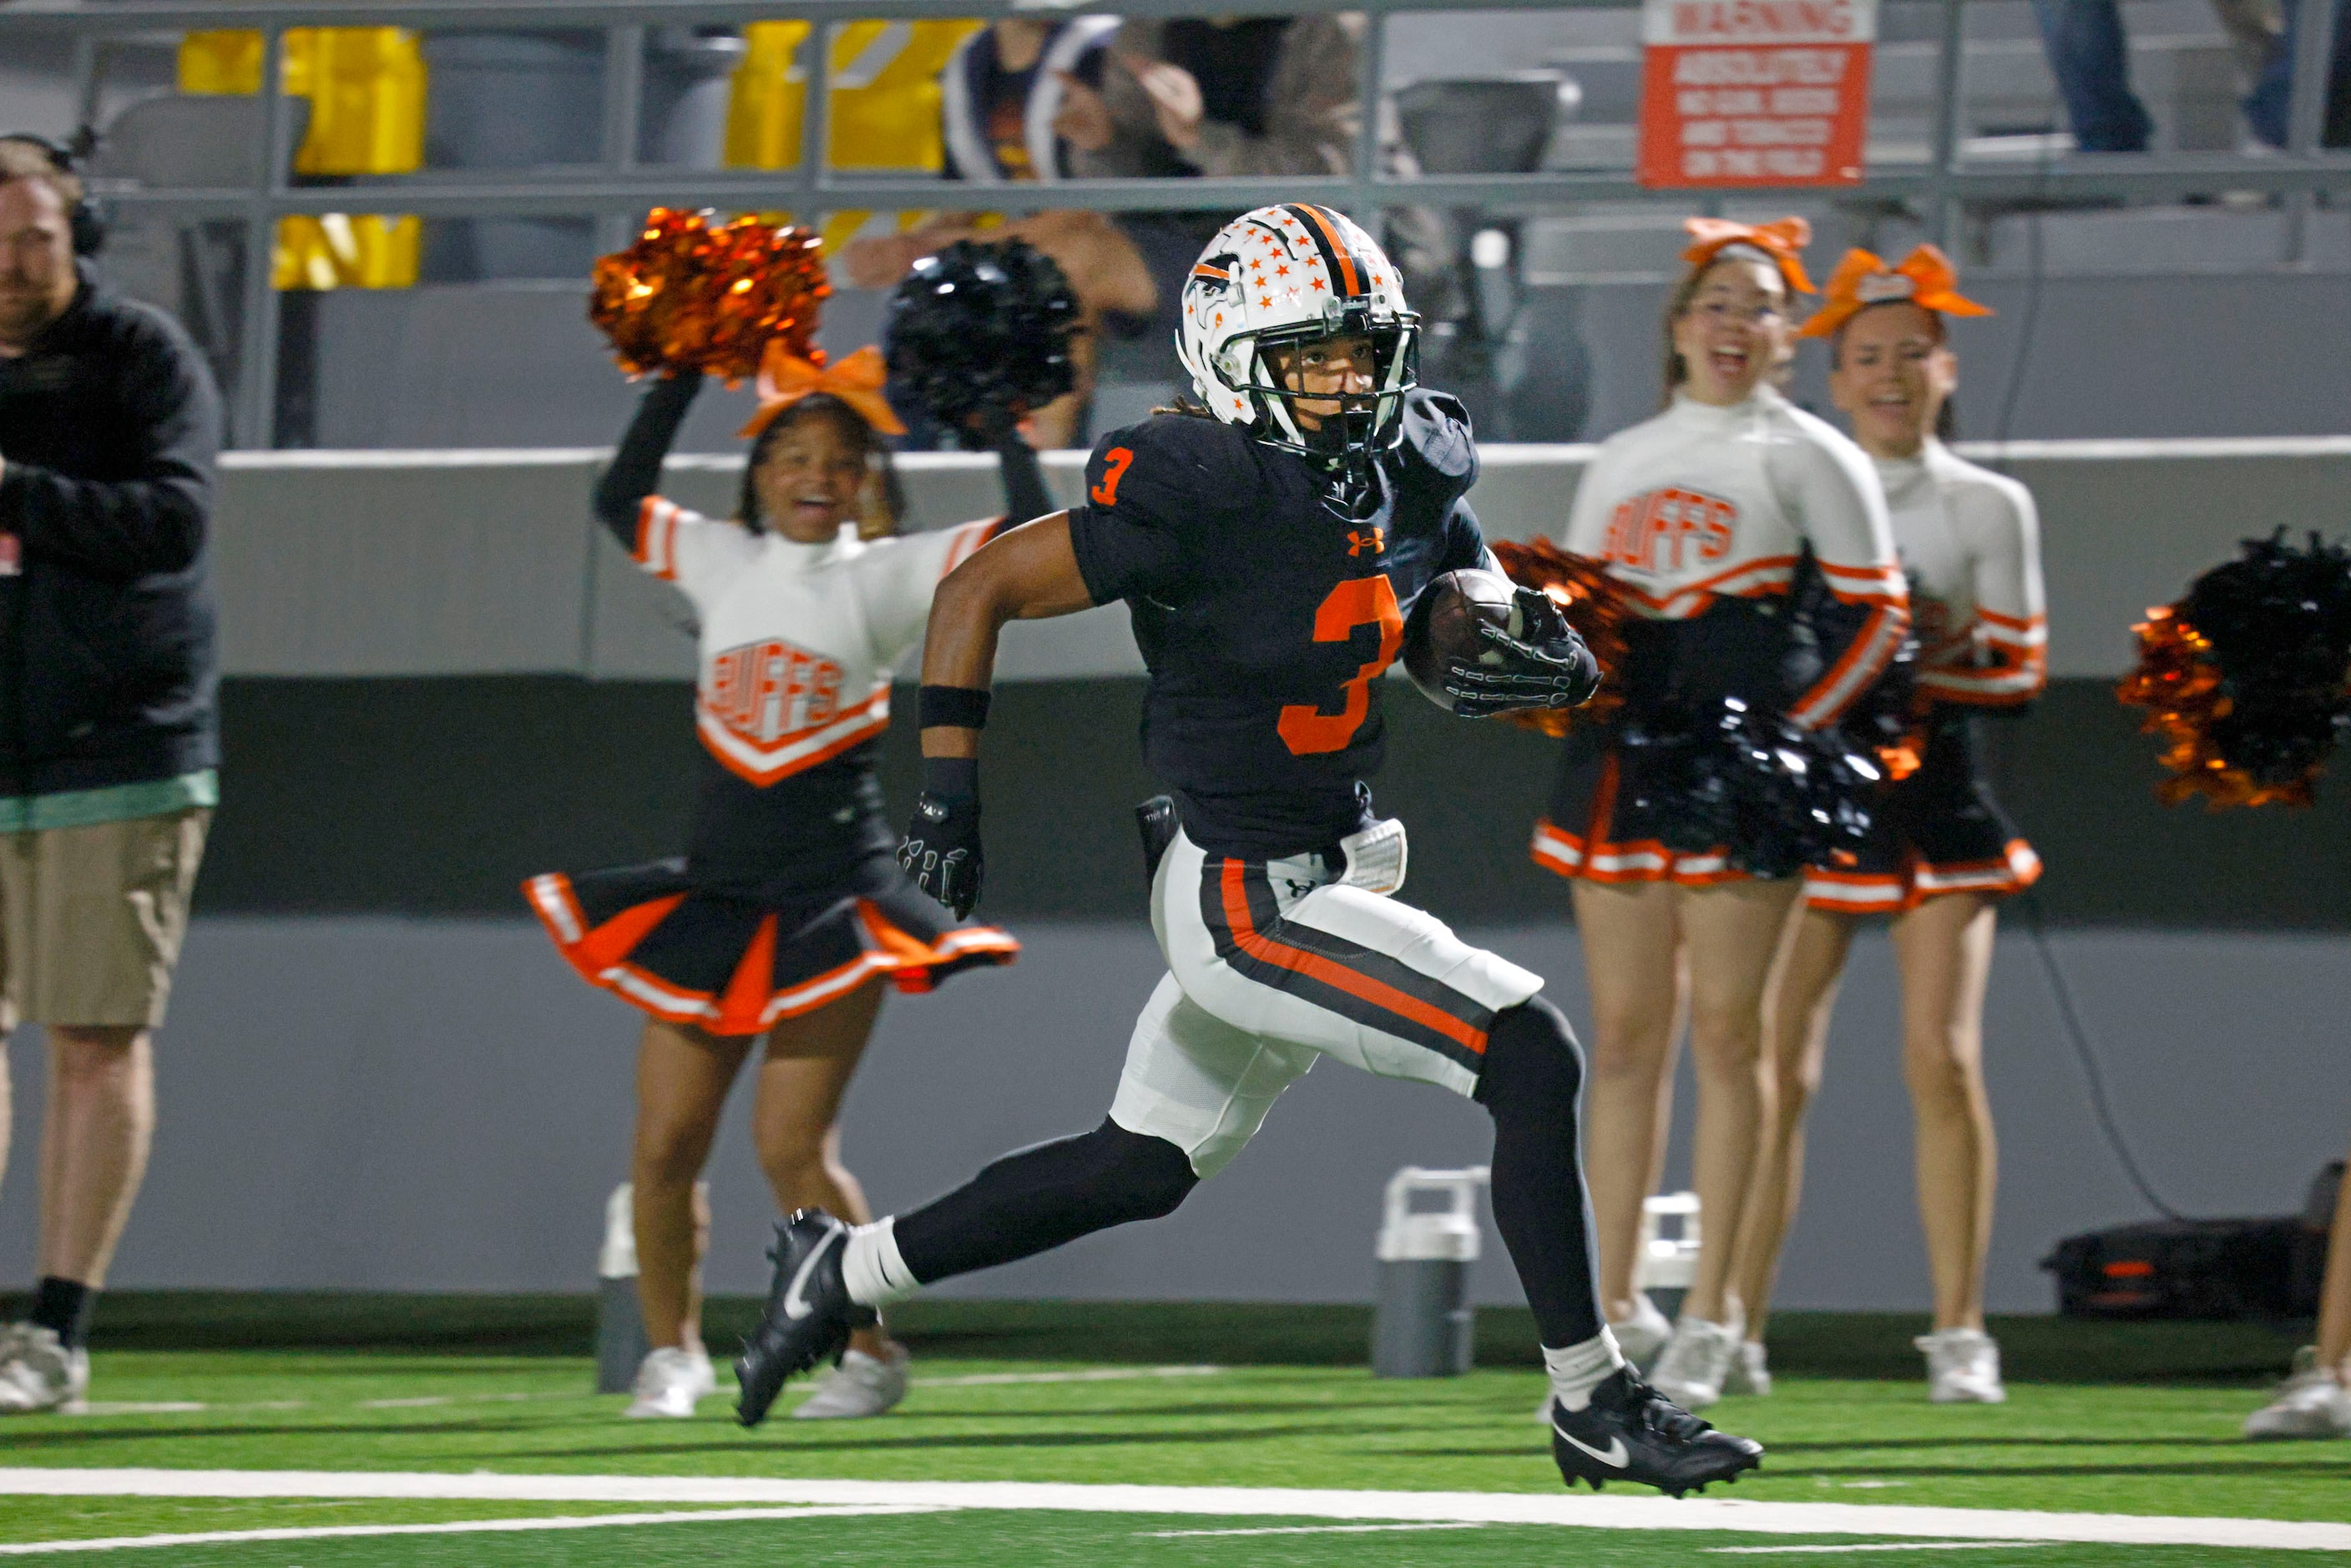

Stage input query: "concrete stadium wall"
[
  {"left": 0, "top": 918, "right": 2341, "bottom": 1313},
  {"left": 215, "top": 438, "right": 2351, "bottom": 681}
]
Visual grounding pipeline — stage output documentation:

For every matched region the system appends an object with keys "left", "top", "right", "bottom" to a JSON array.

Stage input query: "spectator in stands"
[
  {"left": 1070, "top": 16, "right": 1366, "bottom": 178},
  {"left": 2245, "top": 1150, "right": 2351, "bottom": 1439},
  {"left": 841, "top": 17, "right": 1157, "bottom": 449},
  {"left": 1047, "top": 16, "right": 1456, "bottom": 389},
  {"left": 2035, "top": 0, "right": 2347, "bottom": 151},
  {"left": 0, "top": 137, "right": 220, "bottom": 1414}
]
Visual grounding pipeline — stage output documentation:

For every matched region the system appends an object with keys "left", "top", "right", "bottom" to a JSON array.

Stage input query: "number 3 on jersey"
[
  {"left": 1277, "top": 576, "right": 1403, "bottom": 756},
  {"left": 1090, "top": 447, "right": 1135, "bottom": 505}
]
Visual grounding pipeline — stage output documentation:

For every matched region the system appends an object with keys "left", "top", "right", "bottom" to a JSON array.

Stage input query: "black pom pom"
[
  {"left": 1620, "top": 697, "right": 1880, "bottom": 880},
  {"left": 2182, "top": 530, "right": 2351, "bottom": 787},
  {"left": 883, "top": 238, "right": 1081, "bottom": 448}
]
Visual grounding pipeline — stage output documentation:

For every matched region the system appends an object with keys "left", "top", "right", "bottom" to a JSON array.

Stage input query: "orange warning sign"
[{"left": 1637, "top": 0, "right": 1877, "bottom": 188}]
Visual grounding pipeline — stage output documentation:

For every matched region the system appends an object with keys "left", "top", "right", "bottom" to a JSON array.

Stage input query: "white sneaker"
[
  {"left": 1722, "top": 1338, "right": 1772, "bottom": 1398},
  {"left": 624, "top": 1347, "right": 715, "bottom": 1419},
  {"left": 2244, "top": 1348, "right": 2351, "bottom": 1440},
  {"left": 0, "top": 1326, "right": 89, "bottom": 1414},
  {"left": 1650, "top": 1315, "right": 1743, "bottom": 1411},
  {"left": 1916, "top": 1328, "right": 2006, "bottom": 1404},
  {"left": 792, "top": 1345, "right": 910, "bottom": 1419},
  {"left": 1610, "top": 1292, "right": 1675, "bottom": 1372}
]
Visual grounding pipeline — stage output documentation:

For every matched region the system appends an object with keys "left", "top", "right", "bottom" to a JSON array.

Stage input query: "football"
[{"left": 1402, "top": 567, "right": 1520, "bottom": 711}]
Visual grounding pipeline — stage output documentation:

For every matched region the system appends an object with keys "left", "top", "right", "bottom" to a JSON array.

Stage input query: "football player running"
[{"left": 731, "top": 205, "right": 1763, "bottom": 1496}]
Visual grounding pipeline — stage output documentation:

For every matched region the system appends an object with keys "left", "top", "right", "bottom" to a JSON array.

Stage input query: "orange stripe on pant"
[{"left": 1217, "top": 860, "right": 1486, "bottom": 1055}]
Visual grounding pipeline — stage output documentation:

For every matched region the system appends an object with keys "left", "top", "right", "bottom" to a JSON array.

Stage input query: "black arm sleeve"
[
  {"left": 592, "top": 372, "right": 702, "bottom": 548},
  {"left": 2, "top": 319, "right": 220, "bottom": 583},
  {"left": 977, "top": 405, "right": 1053, "bottom": 526}
]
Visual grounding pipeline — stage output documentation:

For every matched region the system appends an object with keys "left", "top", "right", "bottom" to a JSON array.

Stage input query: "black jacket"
[{"left": 0, "top": 264, "right": 221, "bottom": 797}]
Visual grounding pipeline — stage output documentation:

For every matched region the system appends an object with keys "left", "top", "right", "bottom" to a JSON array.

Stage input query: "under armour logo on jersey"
[{"left": 1347, "top": 528, "right": 1386, "bottom": 557}]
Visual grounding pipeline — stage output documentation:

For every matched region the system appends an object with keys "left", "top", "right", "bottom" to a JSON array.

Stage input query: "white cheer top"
[
  {"left": 632, "top": 498, "right": 999, "bottom": 785},
  {"left": 1872, "top": 440, "right": 2046, "bottom": 707},
  {"left": 1563, "top": 386, "right": 1909, "bottom": 727}
]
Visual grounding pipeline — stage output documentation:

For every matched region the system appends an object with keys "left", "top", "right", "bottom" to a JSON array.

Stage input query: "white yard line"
[
  {"left": 1144, "top": 1524, "right": 1486, "bottom": 1538},
  {"left": 0, "top": 1505, "right": 941, "bottom": 1555},
  {"left": 1706, "top": 1545, "right": 2050, "bottom": 1556},
  {"left": 0, "top": 1470, "right": 2344, "bottom": 1553}
]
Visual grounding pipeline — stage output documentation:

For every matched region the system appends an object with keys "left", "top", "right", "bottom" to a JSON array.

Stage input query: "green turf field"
[{"left": 0, "top": 1295, "right": 2340, "bottom": 1563}]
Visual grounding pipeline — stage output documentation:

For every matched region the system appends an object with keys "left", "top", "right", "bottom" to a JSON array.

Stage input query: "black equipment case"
[{"left": 2041, "top": 1163, "right": 2339, "bottom": 1321}]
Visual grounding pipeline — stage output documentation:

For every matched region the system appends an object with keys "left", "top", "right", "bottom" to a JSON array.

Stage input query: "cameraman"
[{"left": 0, "top": 137, "right": 220, "bottom": 1414}]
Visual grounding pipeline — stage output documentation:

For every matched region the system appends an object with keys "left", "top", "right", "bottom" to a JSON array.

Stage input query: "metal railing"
[{"left": 6, "top": 0, "right": 2348, "bottom": 447}]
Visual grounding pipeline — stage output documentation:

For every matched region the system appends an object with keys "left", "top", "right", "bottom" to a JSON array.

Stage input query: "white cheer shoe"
[
  {"left": 1722, "top": 1338, "right": 1772, "bottom": 1397},
  {"left": 1916, "top": 1328, "right": 2006, "bottom": 1404},
  {"left": 624, "top": 1346, "right": 716, "bottom": 1419},
  {"left": 1611, "top": 1292, "right": 1675, "bottom": 1372},
  {"left": 793, "top": 1344, "right": 911, "bottom": 1419},
  {"left": 1650, "top": 1314, "right": 1744, "bottom": 1411},
  {"left": 0, "top": 1325, "right": 89, "bottom": 1414},
  {"left": 2244, "top": 1348, "right": 2351, "bottom": 1440}
]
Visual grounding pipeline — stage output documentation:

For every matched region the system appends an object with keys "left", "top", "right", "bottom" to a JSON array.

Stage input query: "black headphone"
[{"left": 1, "top": 132, "right": 105, "bottom": 257}]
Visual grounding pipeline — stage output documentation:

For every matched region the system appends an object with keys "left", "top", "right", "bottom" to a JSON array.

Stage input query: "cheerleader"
[
  {"left": 1535, "top": 218, "right": 1907, "bottom": 1409},
  {"left": 2246, "top": 1137, "right": 2351, "bottom": 1439},
  {"left": 1727, "top": 246, "right": 2044, "bottom": 1404},
  {"left": 527, "top": 342, "right": 1019, "bottom": 1421}
]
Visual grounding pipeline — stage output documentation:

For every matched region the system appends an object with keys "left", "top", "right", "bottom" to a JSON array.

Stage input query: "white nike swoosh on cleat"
[
  {"left": 781, "top": 1227, "right": 842, "bottom": 1322},
  {"left": 1555, "top": 1424, "right": 1631, "bottom": 1468}
]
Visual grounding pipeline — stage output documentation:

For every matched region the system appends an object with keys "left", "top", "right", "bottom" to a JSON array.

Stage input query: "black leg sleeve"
[
  {"left": 891, "top": 1118, "right": 1199, "bottom": 1287},
  {"left": 1474, "top": 995, "right": 1605, "bottom": 1348}
]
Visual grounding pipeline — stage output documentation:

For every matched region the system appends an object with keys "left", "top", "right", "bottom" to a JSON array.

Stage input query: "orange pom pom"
[
  {"left": 589, "top": 207, "right": 831, "bottom": 385},
  {"left": 1488, "top": 539, "right": 1630, "bottom": 738},
  {"left": 2117, "top": 604, "right": 2316, "bottom": 810}
]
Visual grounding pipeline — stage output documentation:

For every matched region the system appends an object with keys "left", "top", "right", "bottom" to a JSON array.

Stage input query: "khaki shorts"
[{"left": 0, "top": 808, "right": 210, "bottom": 1031}]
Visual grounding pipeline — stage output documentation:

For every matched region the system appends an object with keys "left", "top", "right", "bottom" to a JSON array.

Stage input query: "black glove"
[
  {"left": 897, "top": 757, "right": 984, "bottom": 919},
  {"left": 1443, "top": 585, "right": 1602, "bottom": 717}
]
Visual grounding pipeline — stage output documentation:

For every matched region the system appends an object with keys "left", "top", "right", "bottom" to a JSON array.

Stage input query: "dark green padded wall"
[{"left": 201, "top": 677, "right": 2351, "bottom": 925}]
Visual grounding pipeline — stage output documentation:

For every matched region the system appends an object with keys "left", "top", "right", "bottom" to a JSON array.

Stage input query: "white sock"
[
  {"left": 1544, "top": 1327, "right": 1626, "bottom": 1414},
  {"left": 840, "top": 1217, "right": 921, "bottom": 1308}
]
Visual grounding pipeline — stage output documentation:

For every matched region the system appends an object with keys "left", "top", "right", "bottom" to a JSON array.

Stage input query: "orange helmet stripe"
[{"left": 1287, "top": 203, "right": 1364, "bottom": 299}]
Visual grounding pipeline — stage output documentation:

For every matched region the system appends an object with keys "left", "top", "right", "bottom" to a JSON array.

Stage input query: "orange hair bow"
[
  {"left": 1681, "top": 216, "right": 1816, "bottom": 295},
  {"left": 738, "top": 341, "right": 907, "bottom": 439},
  {"left": 1796, "top": 245, "right": 1992, "bottom": 339}
]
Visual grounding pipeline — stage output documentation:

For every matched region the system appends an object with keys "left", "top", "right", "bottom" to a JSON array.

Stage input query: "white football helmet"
[{"left": 1174, "top": 204, "right": 1419, "bottom": 465}]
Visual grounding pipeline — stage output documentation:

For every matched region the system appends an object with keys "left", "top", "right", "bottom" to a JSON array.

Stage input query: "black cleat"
[
  {"left": 1549, "top": 1368, "right": 1764, "bottom": 1498},
  {"left": 734, "top": 1209, "right": 872, "bottom": 1427}
]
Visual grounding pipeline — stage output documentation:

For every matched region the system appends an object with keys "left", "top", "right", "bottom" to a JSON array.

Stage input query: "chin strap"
[{"left": 1300, "top": 407, "right": 1381, "bottom": 520}]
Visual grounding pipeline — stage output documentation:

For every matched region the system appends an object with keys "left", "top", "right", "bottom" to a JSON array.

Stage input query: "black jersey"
[{"left": 1068, "top": 390, "right": 1488, "bottom": 857}]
